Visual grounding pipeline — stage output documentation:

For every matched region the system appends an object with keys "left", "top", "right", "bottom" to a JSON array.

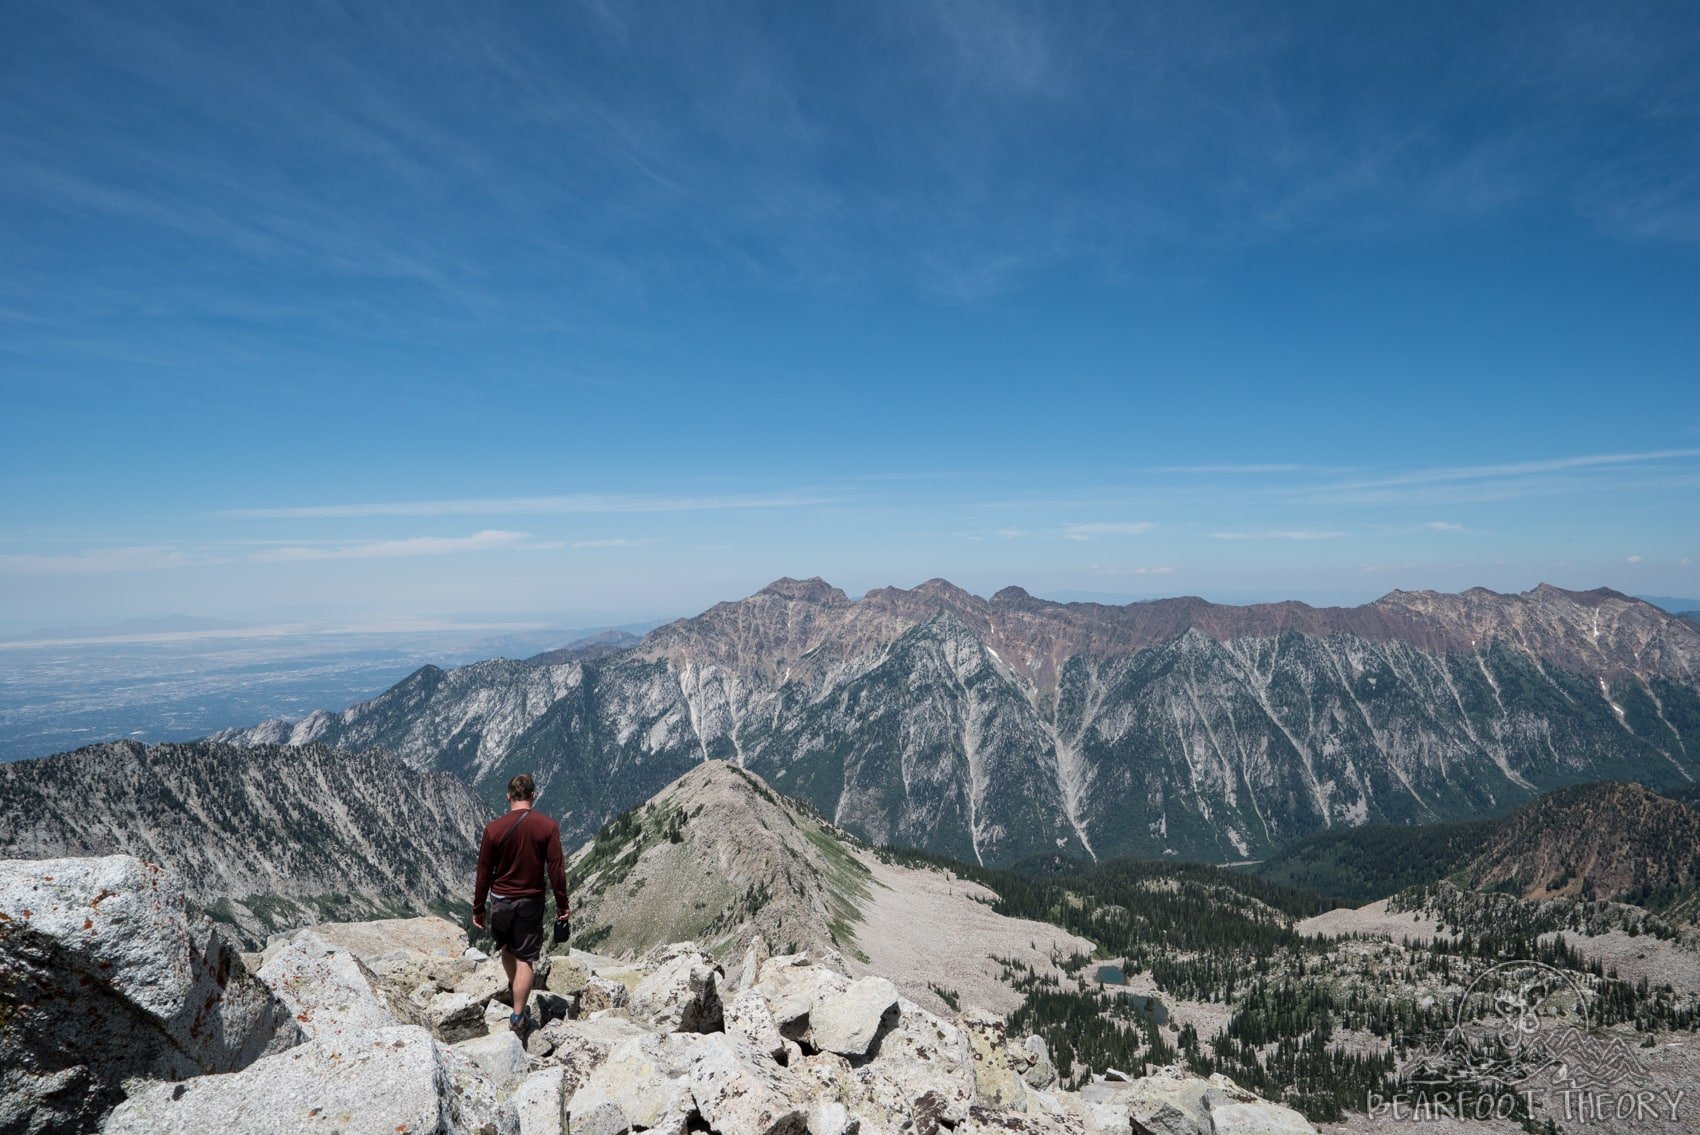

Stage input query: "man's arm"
[
  {"left": 472, "top": 824, "right": 494, "bottom": 927},
  {"left": 545, "top": 822, "right": 570, "bottom": 919}
]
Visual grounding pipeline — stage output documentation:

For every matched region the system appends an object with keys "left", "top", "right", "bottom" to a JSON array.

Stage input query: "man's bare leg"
[{"left": 508, "top": 952, "right": 534, "bottom": 1018}]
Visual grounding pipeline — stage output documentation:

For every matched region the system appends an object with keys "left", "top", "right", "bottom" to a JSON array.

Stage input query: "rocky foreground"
[{"left": 1, "top": 854, "right": 1315, "bottom": 1135}]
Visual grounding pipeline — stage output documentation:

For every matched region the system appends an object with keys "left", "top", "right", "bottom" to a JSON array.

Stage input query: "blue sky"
[{"left": 3, "top": 1, "right": 1698, "bottom": 629}]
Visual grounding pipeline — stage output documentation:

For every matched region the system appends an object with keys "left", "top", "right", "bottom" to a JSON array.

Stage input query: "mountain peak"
[
  {"left": 991, "top": 585, "right": 1032, "bottom": 603},
  {"left": 1527, "top": 582, "right": 1633, "bottom": 606},
  {"left": 568, "top": 759, "right": 873, "bottom": 961},
  {"left": 757, "top": 577, "right": 851, "bottom": 605},
  {"left": 910, "top": 577, "right": 974, "bottom": 600}
]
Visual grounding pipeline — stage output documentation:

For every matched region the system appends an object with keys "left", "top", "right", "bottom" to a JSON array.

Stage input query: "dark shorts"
[{"left": 488, "top": 894, "right": 545, "bottom": 962}]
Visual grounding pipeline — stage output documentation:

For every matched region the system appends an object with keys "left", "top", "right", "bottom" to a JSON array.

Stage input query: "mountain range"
[
  {"left": 0, "top": 739, "right": 485, "bottom": 944},
  {"left": 206, "top": 577, "right": 1700, "bottom": 865}
]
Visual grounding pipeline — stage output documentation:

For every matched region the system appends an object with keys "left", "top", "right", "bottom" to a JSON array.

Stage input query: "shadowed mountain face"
[
  {"left": 0, "top": 740, "right": 487, "bottom": 944},
  {"left": 212, "top": 579, "right": 1700, "bottom": 864}
]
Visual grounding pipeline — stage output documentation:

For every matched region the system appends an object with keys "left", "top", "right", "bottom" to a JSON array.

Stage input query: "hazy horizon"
[{"left": 3, "top": 574, "right": 1694, "bottom": 645}]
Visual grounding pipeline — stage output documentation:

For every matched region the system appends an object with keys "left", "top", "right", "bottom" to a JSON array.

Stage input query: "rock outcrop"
[
  {"left": 104, "top": 1025, "right": 516, "bottom": 1135},
  {"left": 0, "top": 856, "right": 300, "bottom": 1134}
]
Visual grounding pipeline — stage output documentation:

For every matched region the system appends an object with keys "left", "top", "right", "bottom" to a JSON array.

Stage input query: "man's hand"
[{"left": 472, "top": 913, "right": 485, "bottom": 931}]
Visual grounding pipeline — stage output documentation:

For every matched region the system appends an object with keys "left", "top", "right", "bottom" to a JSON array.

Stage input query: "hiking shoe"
[{"left": 508, "top": 1011, "right": 530, "bottom": 1040}]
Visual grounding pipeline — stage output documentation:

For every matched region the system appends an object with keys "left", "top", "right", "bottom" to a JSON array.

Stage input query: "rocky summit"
[
  {"left": 1, "top": 852, "right": 1319, "bottom": 1135},
  {"left": 213, "top": 578, "right": 1700, "bottom": 863}
]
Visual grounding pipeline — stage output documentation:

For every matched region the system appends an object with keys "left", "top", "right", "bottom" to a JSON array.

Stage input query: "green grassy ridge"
[{"left": 566, "top": 764, "right": 877, "bottom": 960}]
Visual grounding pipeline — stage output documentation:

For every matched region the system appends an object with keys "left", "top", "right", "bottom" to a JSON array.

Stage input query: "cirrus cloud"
[
  {"left": 248, "top": 530, "right": 559, "bottom": 563},
  {"left": 1211, "top": 529, "right": 1346, "bottom": 541}
]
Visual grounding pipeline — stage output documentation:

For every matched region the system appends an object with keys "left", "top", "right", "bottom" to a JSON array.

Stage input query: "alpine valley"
[{"left": 205, "top": 577, "right": 1700, "bottom": 866}]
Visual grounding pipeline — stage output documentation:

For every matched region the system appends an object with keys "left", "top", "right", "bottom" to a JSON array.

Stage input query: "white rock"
[
  {"left": 566, "top": 1090, "right": 630, "bottom": 1135},
  {"left": 258, "top": 930, "right": 419, "bottom": 1039},
  {"left": 570, "top": 1033, "right": 699, "bottom": 1128},
  {"left": 1204, "top": 1074, "right": 1316, "bottom": 1135},
  {"left": 734, "top": 932, "right": 771, "bottom": 992},
  {"left": 847, "top": 999, "right": 975, "bottom": 1130},
  {"left": 755, "top": 955, "right": 849, "bottom": 1036},
  {"left": 960, "top": 1007, "right": 1029, "bottom": 1111},
  {"left": 0, "top": 856, "right": 299, "bottom": 1135},
  {"left": 579, "top": 976, "right": 630, "bottom": 1014},
  {"left": 550, "top": 954, "right": 591, "bottom": 996},
  {"left": 809, "top": 976, "right": 899, "bottom": 1057},
  {"left": 726, "top": 988, "right": 788, "bottom": 1061},
  {"left": 1022, "top": 1034, "right": 1058, "bottom": 1089},
  {"left": 689, "top": 1033, "right": 810, "bottom": 1135},
  {"left": 630, "top": 950, "right": 723, "bottom": 1033},
  {"left": 428, "top": 989, "right": 490, "bottom": 1043},
  {"left": 306, "top": 915, "right": 468, "bottom": 962},
  {"left": 515, "top": 1065, "right": 568, "bottom": 1135},
  {"left": 1207, "top": 1101, "right": 1317, "bottom": 1135},
  {"left": 1087, "top": 1066, "right": 1210, "bottom": 1135},
  {"left": 539, "top": 1016, "right": 639, "bottom": 1103},
  {"left": 808, "top": 1099, "right": 858, "bottom": 1135},
  {"left": 455, "top": 1030, "right": 531, "bottom": 1091},
  {"left": 104, "top": 1025, "right": 518, "bottom": 1135},
  {"left": 458, "top": 955, "right": 515, "bottom": 1004},
  {"left": 642, "top": 1110, "right": 694, "bottom": 1135}
]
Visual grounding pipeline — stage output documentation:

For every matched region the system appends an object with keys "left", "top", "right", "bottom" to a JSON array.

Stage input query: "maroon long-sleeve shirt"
[{"left": 473, "top": 807, "right": 570, "bottom": 921}]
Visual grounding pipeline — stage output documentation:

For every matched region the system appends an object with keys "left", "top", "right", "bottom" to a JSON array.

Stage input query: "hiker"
[{"left": 471, "top": 773, "right": 571, "bottom": 1036}]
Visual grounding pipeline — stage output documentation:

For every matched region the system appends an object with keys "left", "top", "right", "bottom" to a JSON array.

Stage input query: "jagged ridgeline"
[
  {"left": 212, "top": 578, "right": 1700, "bottom": 865},
  {"left": 0, "top": 739, "right": 485, "bottom": 944}
]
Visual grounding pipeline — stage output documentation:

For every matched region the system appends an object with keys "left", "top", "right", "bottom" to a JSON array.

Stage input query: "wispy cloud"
[
  {"left": 1426, "top": 521, "right": 1465, "bottom": 531},
  {"left": 1090, "top": 564, "right": 1174, "bottom": 576},
  {"left": 975, "top": 521, "right": 1154, "bottom": 542},
  {"left": 1061, "top": 521, "right": 1154, "bottom": 541},
  {"left": 248, "top": 530, "right": 557, "bottom": 562},
  {"left": 571, "top": 537, "right": 655, "bottom": 549},
  {"left": 217, "top": 492, "right": 832, "bottom": 520},
  {"left": 1332, "top": 448, "right": 1700, "bottom": 490},
  {"left": 1212, "top": 530, "right": 1346, "bottom": 541},
  {"left": 1300, "top": 449, "right": 1700, "bottom": 506},
  {"left": 0, "top": 546, "right": 204, "bottom": 574},
  {"left": 1151, "top": 464, "right": 1318, "bottom": 475}
]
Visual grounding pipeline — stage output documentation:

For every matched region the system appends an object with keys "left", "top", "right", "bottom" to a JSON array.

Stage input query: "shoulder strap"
[{"left": 495, "top": 808, "right": 532, "bottom": 847}]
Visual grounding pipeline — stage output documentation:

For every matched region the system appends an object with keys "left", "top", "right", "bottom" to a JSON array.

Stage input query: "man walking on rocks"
[{"left": 472, "top": 773, "right": 570, "bottom": 1037}]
